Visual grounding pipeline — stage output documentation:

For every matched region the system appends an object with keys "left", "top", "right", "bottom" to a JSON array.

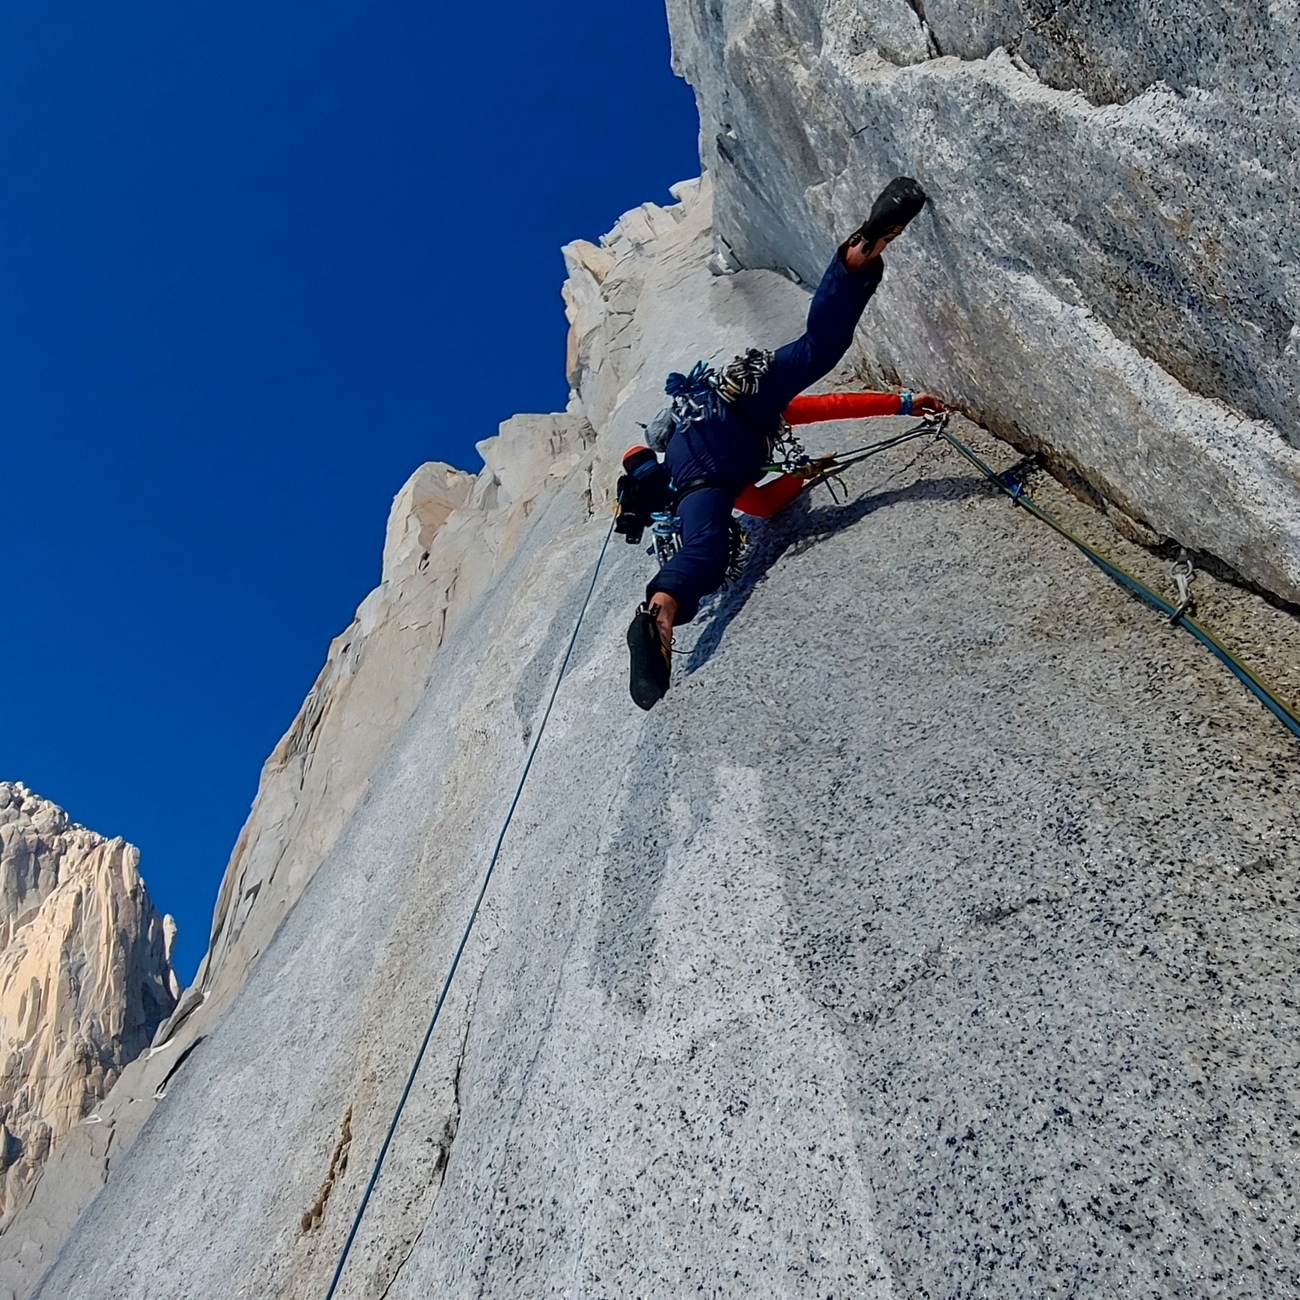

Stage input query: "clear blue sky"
[{"left": 0, "top": 1, "right": 698, "bottom": 982}]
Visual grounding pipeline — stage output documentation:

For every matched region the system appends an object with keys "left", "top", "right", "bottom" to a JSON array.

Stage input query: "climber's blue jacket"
[{"left": 653, "top": 251, "right": 885, "bottom": 623}]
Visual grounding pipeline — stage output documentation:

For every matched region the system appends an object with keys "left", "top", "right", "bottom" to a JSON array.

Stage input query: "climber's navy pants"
[
  {"left": 648, "top": 488, "right": 735, "bottom": 624},
  {"left": 648, "top": 250, "right": 883, "bottom": 623}
]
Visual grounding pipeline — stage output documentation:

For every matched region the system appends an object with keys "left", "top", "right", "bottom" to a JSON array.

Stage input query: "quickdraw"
[
  {"left": 767, "top": 418, "right": 808, "bottom": 469},
  {"left": 647, "top": 509, "right": 746, "bottom": 586},
  {"left": 762, "top": 412, "right": 949, "bottom": 483},
  {"left": 1169, "top": 549, "right": 1195, "bottom": 623},
  {"left": 649, "top": 510, "right": 682, "bottom": 567}
]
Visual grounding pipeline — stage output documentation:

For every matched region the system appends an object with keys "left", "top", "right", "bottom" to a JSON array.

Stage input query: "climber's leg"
[
  {"left": 646, "top": 488, "right": 736, "bottom": 626},
  {"left": 757, "top": 254, "right": 884, "bottom": 413},
  {"left": 746, "top": 178, "right": 929, "bottom": 419},
  {"left": 627, "top": 490, "right": 733, "bottom": 710}
]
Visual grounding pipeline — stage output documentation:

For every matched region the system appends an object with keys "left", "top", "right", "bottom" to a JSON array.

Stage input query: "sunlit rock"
[{"left": 0, "top": 783, "right": 175, "bottom": 1229}]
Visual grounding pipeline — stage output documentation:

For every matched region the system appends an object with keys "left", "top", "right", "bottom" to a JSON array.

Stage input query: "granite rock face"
[
  {"left": 11, "top": 6, "right": 1300, "bottom": 1288},
  {"left": 0, "top": 784, "right": 176, "bottom": 1235},
  {"left": 0, "top": 408, "right": 594, "bottom": 1297},
  {"left": 21, "top": 176, "right": 1300, "bottom": 1300},
  {"left": 183, "top": 412, "right": 592, "bottom": 1050},
  {"left": 665, "top": 0, "right": 1300, "bottom": 602}
]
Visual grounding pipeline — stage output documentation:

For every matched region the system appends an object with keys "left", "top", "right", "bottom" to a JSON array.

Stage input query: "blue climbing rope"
[{"left": 323, "top": 515, "right": 617, "bottom": 1299}]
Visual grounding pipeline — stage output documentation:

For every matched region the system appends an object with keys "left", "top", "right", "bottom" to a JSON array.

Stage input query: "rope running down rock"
[
  {"left": 323, "top": 514, "right": 617, "bottom": 1299},
  {"left": 328, "top": 419, "right": 1297, "bottom": 1294},
  {"left": 939, "top": 424, "right": 1300, "bottom": 744}
]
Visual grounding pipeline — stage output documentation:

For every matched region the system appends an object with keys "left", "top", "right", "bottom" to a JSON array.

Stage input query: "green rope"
[
  {"left": 939, "top": 427, "right": 1300, "bottom": 744},
  {"left": 815, "top": 419, "right": 938, "bottom": 466}
]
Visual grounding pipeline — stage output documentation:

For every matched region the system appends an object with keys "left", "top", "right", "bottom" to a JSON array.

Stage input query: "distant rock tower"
[{"left": 0, "top": 782, "right": 177, "bottom": 1225}]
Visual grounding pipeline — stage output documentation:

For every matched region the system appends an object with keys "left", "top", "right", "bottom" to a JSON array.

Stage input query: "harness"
[{"left": 671, "top": 474, "right": 734, "bottom": 502}]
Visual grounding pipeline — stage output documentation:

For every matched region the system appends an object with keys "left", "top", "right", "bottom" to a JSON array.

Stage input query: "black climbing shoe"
[
  {"left": 844, "top": 177, "right": 928, "bottom": 255},
  {"left": 627, "top": 604, "right": 671, "bottom": 710}
]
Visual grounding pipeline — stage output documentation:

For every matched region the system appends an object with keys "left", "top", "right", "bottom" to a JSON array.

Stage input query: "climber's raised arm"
[
  {"left": 784, "top": 390, "right": 946, "bottom": 423},
  {"left": 734, "top": 391, "right": 947, "bottom": 517}
]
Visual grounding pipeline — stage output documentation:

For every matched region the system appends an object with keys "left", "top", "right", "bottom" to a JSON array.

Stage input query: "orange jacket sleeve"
[
  {"left": 783, "top": 391, "right": 901, "bottom": 424},
  {"left": 735, "top": 474, "right": 805, "bottom": 519}
]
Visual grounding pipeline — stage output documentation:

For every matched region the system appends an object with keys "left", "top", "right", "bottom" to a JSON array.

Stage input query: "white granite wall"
[{"left": 665, "top": 0, "right": 1300, "bottom": 602}]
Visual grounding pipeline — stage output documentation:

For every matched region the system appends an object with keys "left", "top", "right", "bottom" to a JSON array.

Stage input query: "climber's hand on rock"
[{"left": 913, "top": 393, "right": 946, "bottom": 414}]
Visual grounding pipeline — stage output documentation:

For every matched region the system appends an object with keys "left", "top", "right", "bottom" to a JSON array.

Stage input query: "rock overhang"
[{"left": 666, "top": 0, "right": 1300, "bottom": 604}]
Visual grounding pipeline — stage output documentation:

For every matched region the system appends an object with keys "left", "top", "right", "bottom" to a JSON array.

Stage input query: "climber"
[{"left": 624, "top": 177, "right": 945, "bottom": 711}]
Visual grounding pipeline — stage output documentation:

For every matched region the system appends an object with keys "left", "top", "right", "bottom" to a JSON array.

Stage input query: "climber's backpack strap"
[{"left": 671, "top": 474, "right": 733, "bottom": 505}]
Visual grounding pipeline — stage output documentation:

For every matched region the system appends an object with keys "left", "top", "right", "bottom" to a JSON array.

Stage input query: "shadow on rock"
[{"left": 682, "top": 473, "right": 984, "bottom": 675}]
